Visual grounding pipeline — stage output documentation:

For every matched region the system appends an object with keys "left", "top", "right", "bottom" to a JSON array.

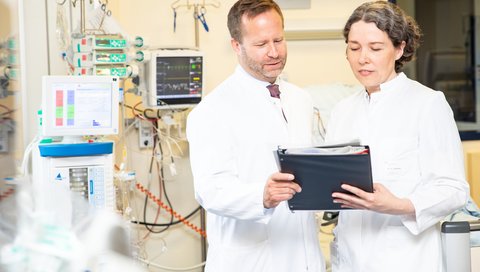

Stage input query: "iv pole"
[
  {"left": 71, "top": 0, "right": 91, "bottom": 34},
  {"left": 170, "top": 1, "right": 220, "bottom": 267},
  {"left": 194, "top": 5, "right": 200, "bottom": 48},
  {"left": 171, "top": 0, "right": 220, "bottom": 49}
]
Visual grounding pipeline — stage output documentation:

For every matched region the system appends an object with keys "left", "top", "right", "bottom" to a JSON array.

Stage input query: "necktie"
[
  {"left": 266, "top": 84, "right": 287, "bottom": 122},
  {"left": 267, "top": 84, "right": 281, "bottom": 99}
]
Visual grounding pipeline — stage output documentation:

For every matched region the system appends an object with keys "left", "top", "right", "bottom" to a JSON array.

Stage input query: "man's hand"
[{"left": 263, "top": 172, "right": 302, "bottom": 208}]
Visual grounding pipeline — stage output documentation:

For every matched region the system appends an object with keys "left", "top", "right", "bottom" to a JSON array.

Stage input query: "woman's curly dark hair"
[{"left": 343, "top": 1, "right": 422, "bottom": 72}]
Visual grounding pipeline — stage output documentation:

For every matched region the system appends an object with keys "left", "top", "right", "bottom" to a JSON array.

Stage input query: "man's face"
[{"left": 231, "top": 9, "right": 287, "bottom": 83}]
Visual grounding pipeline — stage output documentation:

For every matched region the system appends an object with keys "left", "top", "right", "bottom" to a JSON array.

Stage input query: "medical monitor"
[
  {"left": 146, "top": 49, "right": 203, "bottom": 109},
  {"left": 41, "top": 75, "right": 119, "bottom": 137}
]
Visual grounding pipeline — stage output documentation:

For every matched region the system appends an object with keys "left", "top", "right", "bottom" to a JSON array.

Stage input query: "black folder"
[{"left": 276, "top": 144, "right": 374, "bottom": 211}]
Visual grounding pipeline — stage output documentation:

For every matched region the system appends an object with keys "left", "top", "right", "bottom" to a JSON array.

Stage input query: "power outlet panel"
[{"left": 138, "top": 120, "right": 154, "bottom": 149}]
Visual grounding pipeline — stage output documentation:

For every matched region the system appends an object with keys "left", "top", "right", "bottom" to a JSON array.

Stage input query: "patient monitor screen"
[
  {"left": 148, "top": 50, "right": 203, "bottom": 108},
  {"left": 156, "top": 56, "right": 202, "bottom": 97}
]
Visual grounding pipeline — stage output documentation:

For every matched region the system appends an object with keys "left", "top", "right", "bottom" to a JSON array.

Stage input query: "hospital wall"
[
  {"left": 107, "top": 0, "right": 365, "bottom": 93},
  {"left": 11, "top": 0, "right": 480, "bottom": 271}
]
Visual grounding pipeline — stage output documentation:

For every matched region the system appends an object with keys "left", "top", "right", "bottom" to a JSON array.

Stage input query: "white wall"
[
  {"left": 109, "top": 0, "right": 363, "bottom": 93},
  {"left": 18, "top": 0, "right": 49, "bottom": 145}
]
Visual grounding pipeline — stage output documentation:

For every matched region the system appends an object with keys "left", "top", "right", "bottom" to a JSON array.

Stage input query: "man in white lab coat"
[{"left": 187, "top": 0, "right": 325, "bottom": 271}]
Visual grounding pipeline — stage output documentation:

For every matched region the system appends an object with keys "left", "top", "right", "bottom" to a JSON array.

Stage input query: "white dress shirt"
[
  {"left": 326, "top": 73, "right": 470, "bottom": 272},
  {"left": 187, "top": 66, "right": 325, "bottom": 272}
]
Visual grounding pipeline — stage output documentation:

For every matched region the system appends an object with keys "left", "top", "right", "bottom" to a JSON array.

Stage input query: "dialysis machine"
[{"left": 32, "top": 75, "right": 119, "bottom": 227}]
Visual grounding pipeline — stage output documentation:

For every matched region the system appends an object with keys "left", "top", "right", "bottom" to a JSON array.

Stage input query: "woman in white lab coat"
[{"left": 326, "top": 1, "right": 470, "bottom": 271}]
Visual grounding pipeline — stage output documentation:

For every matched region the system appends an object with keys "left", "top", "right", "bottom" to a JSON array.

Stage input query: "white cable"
[
  {"left": 167, "top": 136, "right": 183, "bottom": 157},
  {"left": 118, "top": 114, "right": 138, "bottom": 145},
  {"left": 165, "top": 138, "right": 174, "bottom": 159},
  {"left": 138, "top": 258, "right": 206, "bottom": 271},
  {"left": 152, "top": 121, "right": 184, "bottom": 156},
  {"left": 20, "top": 134, "right": 41, "bottom": 177}
]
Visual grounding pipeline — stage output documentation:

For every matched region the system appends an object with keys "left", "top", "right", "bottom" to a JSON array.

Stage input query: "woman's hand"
[{"left": 332, "top": 183, "right": 415, "bottom": 215}]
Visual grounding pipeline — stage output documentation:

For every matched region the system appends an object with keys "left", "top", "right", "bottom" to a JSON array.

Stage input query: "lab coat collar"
[
  {"left": 379, "top": 72, "right": 406, "bottom": 92},
  {"left": 235, "top": 65, "right": 282, "bottom": 98},
  {"left": 366, "top": 72, "right": 406, "bottom": 102}
]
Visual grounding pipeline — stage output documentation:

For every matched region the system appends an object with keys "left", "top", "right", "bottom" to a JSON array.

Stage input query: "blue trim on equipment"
[{"left": 39, "top": 142, "right": 113, "bottom": 157}]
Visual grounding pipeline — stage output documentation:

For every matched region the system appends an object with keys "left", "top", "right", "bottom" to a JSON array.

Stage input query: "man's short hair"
[{"left": 227, "top": 0, "right": 284, "bottom": 43}]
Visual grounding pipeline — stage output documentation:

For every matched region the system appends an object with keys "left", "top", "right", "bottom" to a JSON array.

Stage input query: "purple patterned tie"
[
  {"left": 267, "top": 84, "right": 281, "bottom": 98},
  {"left": 266, "top": 84, "right": 287, "bottom": 122}
]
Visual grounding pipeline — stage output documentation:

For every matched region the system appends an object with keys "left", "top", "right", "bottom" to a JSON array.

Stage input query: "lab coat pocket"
[{"left": 376, "top": 137, "right": 419, "bottom": 181}]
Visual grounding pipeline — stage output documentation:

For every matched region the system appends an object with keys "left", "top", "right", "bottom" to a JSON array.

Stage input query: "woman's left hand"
[{"left": 332, "top": 183, "right": 415, "bottom": 215}]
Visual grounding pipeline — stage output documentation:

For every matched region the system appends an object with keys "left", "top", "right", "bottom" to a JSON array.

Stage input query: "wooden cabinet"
[{"left": 462, "top": 140, "right": 480, "bottom": 205}]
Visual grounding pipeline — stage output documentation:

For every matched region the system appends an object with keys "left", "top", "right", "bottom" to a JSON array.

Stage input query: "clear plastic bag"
[{"left": 56, "top": 2, "right": 70, "bottom": 51}]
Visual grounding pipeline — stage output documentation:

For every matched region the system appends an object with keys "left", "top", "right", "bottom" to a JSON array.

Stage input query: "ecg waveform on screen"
[
  {"left": 155, "top": 56, "right": 202, "bottom": 96},
  {"left": 158, "top": 64, "right": 191, "bottom": 70},
  {"left": 158, "top": 83, "right": 189, "bottom": 91}
]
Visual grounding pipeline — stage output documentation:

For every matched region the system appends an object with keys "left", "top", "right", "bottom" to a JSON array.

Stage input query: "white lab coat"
[
  {"left": 326, "top": 73, "right": 470, "bottom": 272},
  {"left": 187, "top": 66, "right": 325, "bottom": 272}
]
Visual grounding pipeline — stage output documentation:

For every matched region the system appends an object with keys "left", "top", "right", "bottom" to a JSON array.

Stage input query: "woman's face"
[{"left": 346, "top": 20, "right": 405, "bottom": 94}]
